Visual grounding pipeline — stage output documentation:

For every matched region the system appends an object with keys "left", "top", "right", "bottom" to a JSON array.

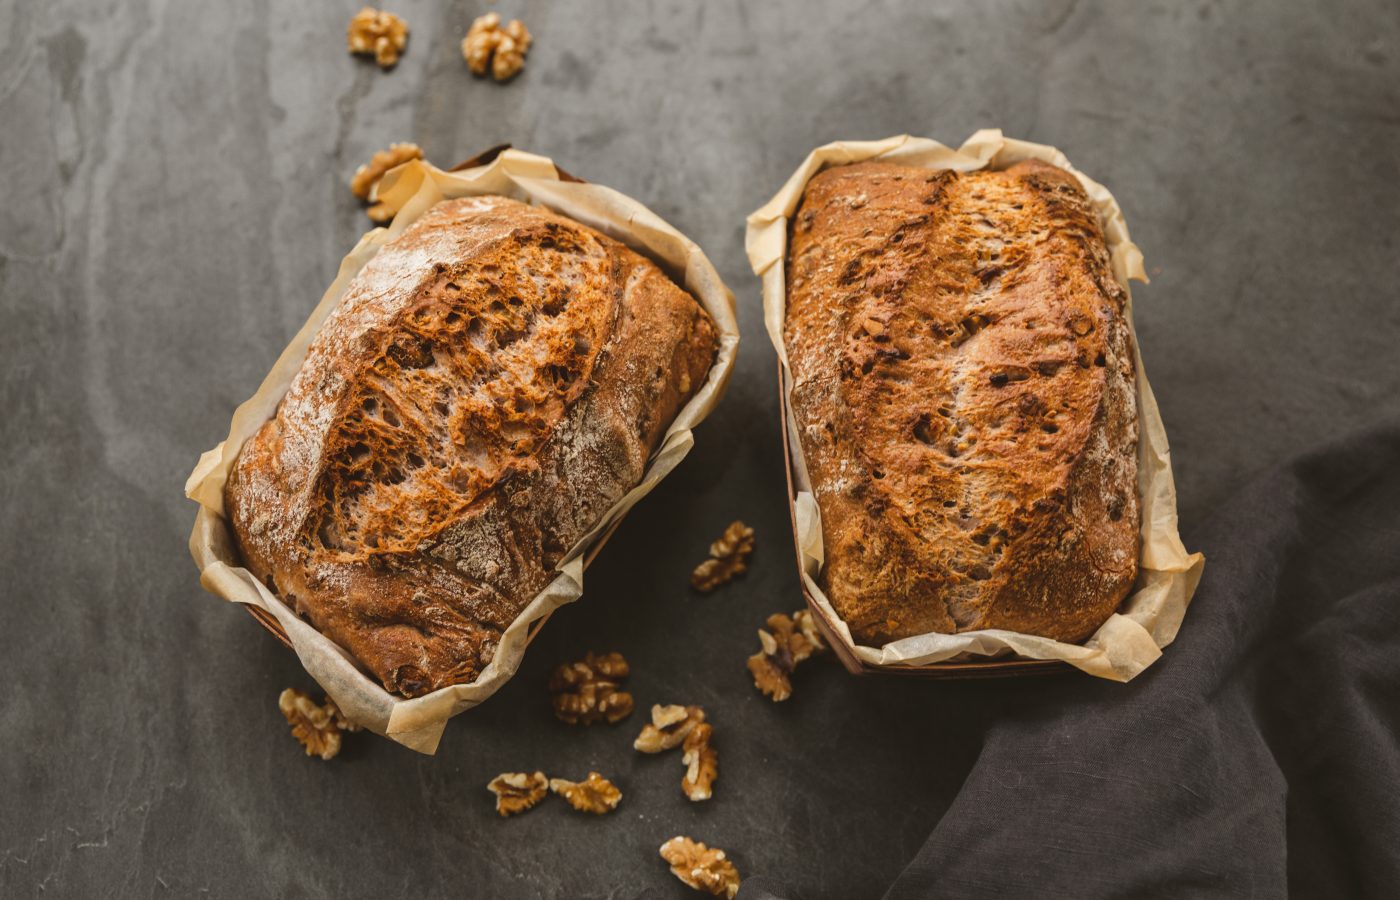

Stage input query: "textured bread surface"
[
  {"left": 784, "top": 159, "right": 1139, "bottom": 645},
  {"left": 226, "top": 196, "right": 717, "bottom": 696}
]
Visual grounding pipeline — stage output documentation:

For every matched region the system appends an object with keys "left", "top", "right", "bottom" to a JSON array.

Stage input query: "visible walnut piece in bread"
[
  {"left": 784, "top": 160, "right": 1139, "bottom": 645},
  {"left": 226, "top": 196, "right": 717, "bottom": 697}
]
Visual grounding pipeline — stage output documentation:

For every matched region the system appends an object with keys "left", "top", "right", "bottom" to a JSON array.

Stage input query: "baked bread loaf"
[
  {"left": 226, "top": 196, "right": 717, "bottom": 696},
  {"left": 784, "top": 159, "right": 1139, "bottom": 645}
]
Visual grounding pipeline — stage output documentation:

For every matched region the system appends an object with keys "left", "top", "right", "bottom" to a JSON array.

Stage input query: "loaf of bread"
[
  {"left": 784, "top": 159, "right": 1139, "bottom": 645},
  {"left": 226, "top": 196, "right": 717, "bottom": 696}
]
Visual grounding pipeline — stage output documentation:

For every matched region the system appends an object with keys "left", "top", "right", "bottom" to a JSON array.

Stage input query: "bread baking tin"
[
  {"left": 188, "top": 147, "right": 738, "bottom": 752},
  {"left": 748, "top": 131, "right": 1204, "bottom": 681}
]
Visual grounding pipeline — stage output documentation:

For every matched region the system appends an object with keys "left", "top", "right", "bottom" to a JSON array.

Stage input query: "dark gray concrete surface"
[{"left": 2, "top": 0, "right": 1397, "bottom": 897}]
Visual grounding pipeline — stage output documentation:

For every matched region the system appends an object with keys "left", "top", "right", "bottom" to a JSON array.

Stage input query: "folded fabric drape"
[{"left": 741, "top": 419, "right": 1400, "bottom": 899}]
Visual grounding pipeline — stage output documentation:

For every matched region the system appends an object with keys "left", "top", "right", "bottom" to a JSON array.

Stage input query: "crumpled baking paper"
[
  {"left": 186, "top": 150, "right": 739, "bottom": 753},
  {"left": 746, "top": 130, "right": 1204, "bottom": 682}
]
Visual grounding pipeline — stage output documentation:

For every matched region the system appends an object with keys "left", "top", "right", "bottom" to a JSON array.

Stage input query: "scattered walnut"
[
  {"left": 492, "top": 19, "right": 532, "bottom": 81},
  {"left": 747, "top": 609, "right": 828, "bottom": 702},
  {"left": 365, "top": 201, "right": 395, "bottom": 225},
  {"left": 278, "top": 688, "right": 360, "bottom": 760},
  {"left": 659, "top": 836, "right": 741, "bottom": 899},
  {"left": 548, "top": 651, "right": 634, "bottom": 725},
  {"left": 681, "top": 722, "right": 718, "bottom": 802},
  {"left": 634, "top": 704, "right": 706, "bottom": 753},
  {"left": 461, "top": 14, "right": 496, "bottom": 74},
  {"left": 349, "top": 142, "right": 423, "bottom": 224},
  {"left": 350, "top": 142, "right": 422, "bottom": 200},
  {"left": 330, "top": 704, "right": 359, "bottom": 734},
  {"left": 461, "top": 13, "right": 533, "bottom": 82},
  {"left": 347, "top": 7, "right": 409, "bottom": 69},
  {"left": 549, "top": 772, "right": 622, "bottom": 814},
  {"left": 690, "top": 521, "right": 755, "bottom": 592},
  {"left": 487, "top": 771, "right": 549, "bottom": 817}
]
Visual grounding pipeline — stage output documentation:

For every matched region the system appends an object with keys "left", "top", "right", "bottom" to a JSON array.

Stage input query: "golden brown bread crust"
[
  {"left": 226, "top": 196, "right": 717, "bottom": 696},
  {"left": 784, "top": 159, "right": 1139, "bottom": 645}
]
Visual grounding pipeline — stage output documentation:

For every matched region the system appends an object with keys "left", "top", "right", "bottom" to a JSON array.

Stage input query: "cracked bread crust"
[
  {"left": 226, "top": 196, "right": 717, "bottom": 696},
  {"left": 784, "top": 159, "right": 1139, "bottom": 646}
]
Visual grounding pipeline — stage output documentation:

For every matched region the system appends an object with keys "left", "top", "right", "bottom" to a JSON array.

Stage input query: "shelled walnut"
[
  {"left": 690, "top": 521, "right": 755, "bottom": 592},
  {"left": 548, "top": 651, "right": 634, "bottom": 725},
  {"left": 278, "top": 688, "right": 360, "bottom": 760},
  {"left": 634, "top": 704, "right": 706, "bottom": 753},
  {"left": 680, "top": 722, "right": 717, "bottom": 802},
  {"left": 659, "top": 836, "right": 741, "bottom": 898},
  {"left": 487, "top": 771, "right": 549, "bottom": 817},
  {"left": 349, "top": 142, "right": 423, "bottom": 224},
  {"left": 549, "top": 772, "right": 622, "bottom": 814},
  {"left": 347, "top": 7, "right": 409, "bottom": 69},
  {"left": 461, "top": 13, "right": 533, "bottom": 82},
  {"left": 747, "top": 609, "right": 827, "bottom": 701}
]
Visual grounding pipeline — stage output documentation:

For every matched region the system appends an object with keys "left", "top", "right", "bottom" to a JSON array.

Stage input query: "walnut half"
[
  {"left": 350, "top": 142, "right": 423, "bottom": 224},
  {"left": 681, "top": 722, "right": 718, "bottom": 802},
  {"left": 347, "top": 8, "right": 409, "bottom": 69},
  {"left": 691, "top": 521, "right": 755, "bottom": 592},
  {"left": 634, "top": 704, "right": 706, "bottom": 753},
  {"left": 659, "top": 836, "right": 741, "bottom": 899},
  {"left": 549, "top": 651, "right": 634, "bottom": 725},
  {"left": 487, "top": 771, "right": 549, "bottom": 817},
  {"left": 461, "top": 13, "right": 533, "bottom": 82},
  {"left": 278, "top": 688, "right": 360, "bottom": 760},
  {"left": 747, "top": 609, "right": 827, "bottom": 701},
  {"left": 549, "top": 772, "right": 622, "bottom": 814}
]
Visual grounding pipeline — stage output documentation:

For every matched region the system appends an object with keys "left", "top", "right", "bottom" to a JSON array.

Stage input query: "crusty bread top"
[
  {"left": 227, "top": 196, "right": 716, "bottom": 695},
  {"left": 784, "top": 160, "right": 1139, "bottom": 645}
]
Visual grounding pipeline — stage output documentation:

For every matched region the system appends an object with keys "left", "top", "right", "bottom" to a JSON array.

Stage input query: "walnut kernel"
[
  {"left": 487, "top": 771, "right": 549, "bottom": 817},
  {"left": 548, "top": 651, "right": 634, "bottom": 725},
  {"left": 349, "top": 142, "right": 423, "bottom": 224},
  {"left": 549, "top": 772, "right": 622, "bottom": 814},
  {"left": 634, "top": 704, "right": 706, "bottom": 753},
  {"left": 347, "top": 8, "right": 409, "bottom": 69},
  {"left": 350, "top": 142, "right": 422, "bottom": 200},
  {"left": 461, "top": 13, "right": 498, "bottom": 74},
  {"left": 681, "top": 722, "right": 717, "bottom": 802},
  {"left": 461, "top": 13, "right": 533, "bottom": 82},
  {"left": 746, "top": 609, "right": 827, "bottom": 702},
  {"left": 278, "top": 688, "right": 360, "bottom": 760},
  {"left": 690, "top": 520, "right": 755, "bottom": 592},
  {"left": 659, "top": 836, "right": 741, "bottom": 899}
]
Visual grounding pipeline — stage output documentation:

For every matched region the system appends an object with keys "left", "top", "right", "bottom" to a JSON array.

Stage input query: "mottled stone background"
[{"left": 1, "top": 1, "right": 1397, "bottom": 897}]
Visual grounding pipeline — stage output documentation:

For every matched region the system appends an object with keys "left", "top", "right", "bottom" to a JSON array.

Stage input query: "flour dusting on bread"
[{"left": 227, "top": 196, "right": 717, "bottom": 696}]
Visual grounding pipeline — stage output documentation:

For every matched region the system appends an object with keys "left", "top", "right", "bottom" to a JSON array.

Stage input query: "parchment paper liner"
[
  {"left": 746, "top": 130, "right": 1204, "bottom": 682},
  {"left": 186, "top": 149, "right": 739, "bottom": 753}
]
